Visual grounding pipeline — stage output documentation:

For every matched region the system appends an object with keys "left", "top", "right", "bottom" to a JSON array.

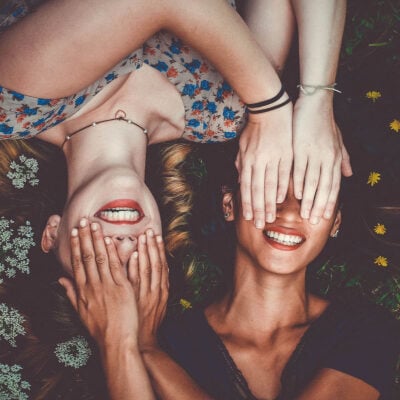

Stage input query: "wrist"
[
  {"left": 295, "top": 91, "right": 334, "bottom": 112},
  {"left": 99, "top": 335, "right": 139, "bottom": 359},
  {"left": 247, "top": 98, "right": 292, "bottom": 123}
]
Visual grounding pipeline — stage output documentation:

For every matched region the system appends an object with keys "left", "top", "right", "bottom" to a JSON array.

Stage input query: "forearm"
[
  {"left": 291, "top": 0, "right": 346, "bottom": 86},
  {"left": 142, "top": 347, "right": 215, "bottom": 400},
  {"left": 165, "top": 0, "right": 282, "bottom": 102},
  {"left": 101, "top": 341, "right": 156, "bottom": 400},
  {"left": 0, "top": 0, "right": 281, "bottom": 102},
  {"left": 236, "top": 0, "right": 295, "bottom": 73}
]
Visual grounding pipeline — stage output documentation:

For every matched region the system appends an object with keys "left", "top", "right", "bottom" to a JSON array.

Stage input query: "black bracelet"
[
  {"left": 247, "top": 97, "right": 291, "bottom": 114},
  {"left": 246, "top": 85, "right": 285, "bottom": 109}
]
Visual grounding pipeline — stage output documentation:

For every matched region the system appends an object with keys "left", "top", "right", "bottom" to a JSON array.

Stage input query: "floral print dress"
[{"left": 0, "top": 0, "right": 245, "bottom": 143}]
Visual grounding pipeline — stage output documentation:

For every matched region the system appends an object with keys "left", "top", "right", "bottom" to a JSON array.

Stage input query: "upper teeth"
[
  {"left": 264, "top": 230, "right": 304, "bottom": 246},
  {"left": 99, "top": 208, "right": 141, "bottom": 221}
]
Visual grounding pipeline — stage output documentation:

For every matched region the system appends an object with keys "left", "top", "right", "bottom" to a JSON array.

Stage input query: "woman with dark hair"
[
  {"left": 0, "top": 0, "right": 352, "bottom": 271},
  {"left": 59, "top": 142, "right": 399, "bottom": 399}
]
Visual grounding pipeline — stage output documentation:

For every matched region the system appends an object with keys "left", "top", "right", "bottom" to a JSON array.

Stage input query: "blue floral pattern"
[{"left": 0, "top": 0, "right": 245, "bottom": 143}]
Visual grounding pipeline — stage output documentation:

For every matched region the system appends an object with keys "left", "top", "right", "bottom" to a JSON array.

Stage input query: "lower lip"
[{"left": 263, "top": 236, "right": 303, "bottom": 251}]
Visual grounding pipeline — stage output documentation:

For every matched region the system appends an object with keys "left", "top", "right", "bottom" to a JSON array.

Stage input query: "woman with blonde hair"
[
  {"left": 62, "top": 142, "right": 399, "bottom": 399},
  {"left": 0, "top": 0, "right": 352, "bottom": 273}
]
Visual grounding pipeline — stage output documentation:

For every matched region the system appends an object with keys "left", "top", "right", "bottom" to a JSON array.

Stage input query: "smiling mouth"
[
  {"left": 95, "top": 200, "right": 144, "bottom": 225},
  {"left": 263, "top": 230, "right": 305, "bottom": 249}
]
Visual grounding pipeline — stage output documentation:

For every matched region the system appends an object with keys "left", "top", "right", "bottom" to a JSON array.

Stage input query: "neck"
[
  {"left": 62, "top": 121, "right": 147, "bottom": 197},
  {"left": 216, "top": 251, "right": 312, "bottom": 332}
]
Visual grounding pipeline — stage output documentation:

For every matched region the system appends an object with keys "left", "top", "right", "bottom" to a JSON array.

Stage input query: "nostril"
[{"left": 115, "top": 236, "right": 125, "bottom": 241}]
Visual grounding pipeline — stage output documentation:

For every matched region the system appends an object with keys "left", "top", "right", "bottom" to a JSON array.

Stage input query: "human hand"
[
  {"left": 128, "top": 229, "right": 169, "bottom": 352},
  {"left": 235, "top": 101, "right": 293, "bottom": 228},
  {"left": 292, "top": 94, "right": 352, "bottom": 224},
  {"left": 59, "top": 219, "right": 139, "bottom": 353}
]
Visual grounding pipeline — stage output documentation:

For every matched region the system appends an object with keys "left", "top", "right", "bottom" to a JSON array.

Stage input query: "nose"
[
  {"left": 276, "top": 191, "right": 302, "bottom": 222},
  {"left": 111, "top": 235, "right": 138, "bottom": 265}
]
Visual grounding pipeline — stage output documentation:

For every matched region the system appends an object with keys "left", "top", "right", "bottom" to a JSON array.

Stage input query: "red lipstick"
[{"left": 95, "top": 199, "right": 144, "bottom": 225}]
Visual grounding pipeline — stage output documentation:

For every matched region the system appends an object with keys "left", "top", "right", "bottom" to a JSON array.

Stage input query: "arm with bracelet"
[
  {"left": 238, "top": 0, "right": 352, "bottom": 225},
  {"left": 291, "top": 0, "right": 352, "bottom": 225}
]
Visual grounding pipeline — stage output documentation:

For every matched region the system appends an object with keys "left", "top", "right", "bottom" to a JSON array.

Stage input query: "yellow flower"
[
  {"left": 374, "top": 256, "right": 388, "bottom": 267},
  {"left": 389, "top": 119, "right": 400, "bottom": 133},
  {"left": 367, "top": 171, "right": 381, "bottom": 186},
  {"left": 365, "top": 91, "right": 381, "bottom": 102},
  {"left": 180, "top": 298, "right": 192, "bottom": 310},
  {"left": 373, "top": 223, "right": 386, "bottom": 235}
]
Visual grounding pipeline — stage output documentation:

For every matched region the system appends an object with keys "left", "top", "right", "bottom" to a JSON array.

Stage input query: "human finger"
[
  {"left": 70, "top": 228, "right": 86, "bottom": 287},
  {"left": 293, "top": 154, "right": 307, "bottom": 200},
  {"left": 146, "top": 229, "right": 162, "bottom": 292},
  {"left": 337, "top": 127, "right": 353, "bottom": 177},
  {"left": 138, "top": 234, "right": 151, "bottom": 297},
  {"left": 264, "top": 164, "right": 278, "bottom": 224},
  {"left": 58, "top": 277, "right": 78, "bottom": 312},
  {"left": 234, "top": 153, "right": 242, "bottom": 180},
  {"left": 90, "top": 222, "right": 112, "bottom": 281},
  {"left": 156, "top": 235, "right": 169, "bottom": 291},
  {"left": 128, "top": 251, "right": 140, "bottom": 299},
  {"left": 240, "top": 164, "right": 253, "bottom": 221},
  {"left": 104, "top": 236, "right": 125, "bottom": 285},
  {"left": 300, "top": 161, "right": 320, "bottom": 220},
  {"left": 78, "top": 218, "right": 100, "bottom": 283},
  {"left": 309, "top": 165, "right": 333, "bottom": 225},
  {"left": 323, "top": 161, "right": 341, "bottom": 220},
  {"left": 250, "top": 162, "right": 266, "bottom": 228},
  {"left": 276, "top": 155, "right": 292, "bottom": 204},
  {"left": 156, "top": 236, "right": 169, "bottom": 310}
]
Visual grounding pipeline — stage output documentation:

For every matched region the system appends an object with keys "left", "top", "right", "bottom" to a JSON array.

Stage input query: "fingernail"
[
  {"left": 104, "top": 237, "right": 111, "bottom": 245},
  {"left": 140, "top": 235, "right": 146, "bottom": 244},
  {"left": 133, "top": 251, "right": 138, "bottom": 259},
  {"left": 296, "top": 191, "right": 303, "bottom": 199},
  {"left": 147, "top": 229, "right": 154, "bottom": 237},
  {"left": 79, "top": 218, "right": 87, "bottom": 228},
  {"left": 324, "top": 211, "right": 332, "bottom": 219},
  {"left": 255, "top": 219, "right": 264, "bottom": 229},
  {"left": 71, "top": 228, "right": 78, "bottom": 237},
  {"left": 266, "top": 213, "right": 274, "bottom": 223},
  {"left": 156, "top": 235, "right": 163, "bottom": 243},
  {"left": 277, "top": 194, "right": 285, "bottom": 203},
  {"left": 244, "top": 212, "right": 252, "bottom": 220},
  {"left": 91, "top": 223, "right": 98, "bottom": 231},
  {"left": 310, "top": 216, "right": 319, "bottom": 225}
]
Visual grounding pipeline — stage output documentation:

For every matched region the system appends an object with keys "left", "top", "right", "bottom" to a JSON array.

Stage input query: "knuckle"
[
  {"left": 325, "top": 201, "right": 335, "bottom": 212},
  {"left": 153, "top": 262, "right": 162, "bottom": 273},
  {"left": 82, "top": 252, "right": 94, "bottom": 263},
  {"left": 253, "top": 208, "right": 265, "bottom": 217},
  {"left": 71, "top": 256, "right": 82, "bottom": 269},
  {"left": 308, "top": 178, "right": 319, "bottom": 189},
  {"left": 95, "top": 254, "right": 107, "bottom": 265},
  {"left": 143, "top": 266, "right": 152, "bottom": 276},
  {"left": 109, "top": 261, "right": 121, "bottom": 271},
  {"left": 251, "top": 184, "right": 263, "bottom": 196},
  {"left": 132, "top": 277, "right": 140, "bottom": 287}
]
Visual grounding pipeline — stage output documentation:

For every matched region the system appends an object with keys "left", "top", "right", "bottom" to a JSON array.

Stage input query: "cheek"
[{"left": 54, "top": 222, "right": 74, "bottom": 276}]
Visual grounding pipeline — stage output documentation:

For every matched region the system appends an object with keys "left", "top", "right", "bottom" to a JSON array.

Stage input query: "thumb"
[
  {"left": 336, "top": 125, "right": 353, "bottom": 177},
  {"left": 58, "top": 277, "right": 79, "bottom": 312}
]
